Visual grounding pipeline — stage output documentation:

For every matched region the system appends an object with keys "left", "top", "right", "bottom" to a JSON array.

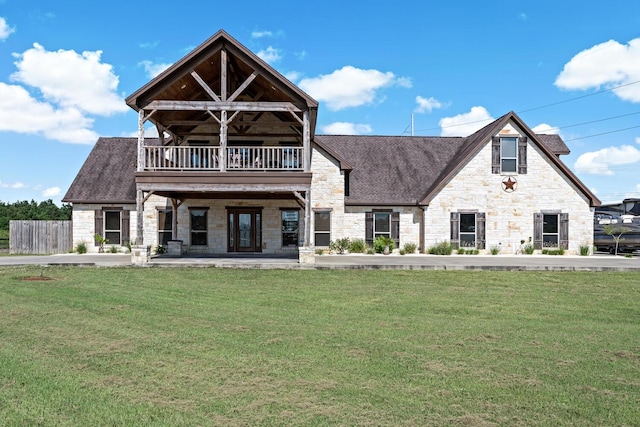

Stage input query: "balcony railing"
[{"left": 141, "top": 146, "right": 303, "bottom": 171}]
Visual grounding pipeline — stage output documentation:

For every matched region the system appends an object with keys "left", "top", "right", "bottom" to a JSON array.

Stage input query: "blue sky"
[{"left": 1, "top": 1, "right": 640, "bottom": 205}]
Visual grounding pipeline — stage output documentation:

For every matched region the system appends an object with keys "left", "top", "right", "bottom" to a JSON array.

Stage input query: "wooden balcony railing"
[{"left": 141, "top": 146, "right": 304, "bottom": 171}]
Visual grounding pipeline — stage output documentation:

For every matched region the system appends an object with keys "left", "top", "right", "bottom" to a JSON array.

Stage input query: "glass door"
[{"left": 227, "top": 208, "right": 262, "bottom": 252}]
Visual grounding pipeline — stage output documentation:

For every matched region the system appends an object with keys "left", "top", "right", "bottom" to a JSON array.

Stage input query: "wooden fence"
[{"left": 9, "top": 220, "right": 73, "bottom": 254}]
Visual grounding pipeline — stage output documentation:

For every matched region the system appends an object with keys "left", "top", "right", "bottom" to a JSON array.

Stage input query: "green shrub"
[
  {"left": 107, "top": 246, "right": 120, "bottom": 253},
  {"left": 457, "top": 248, "right": 467, "bottom": 255},
  {"left": 542, "top": 248, "right": 565, "bottom": 255},
  {"left": 154, "top": 245, "right": 167, "bottom": 255},
  {"left": 427, "top": 241, "right": 453, "bottom": 255},
  {"left": 399, "top": 249, "right": 406, "bottom": 255},
  {"left": 470, "top": 249, "right": 479, "bottom": 255},
  {"left": 489, "top": 244, "right": 501, "bottom": 255},
  {"left": 403, "top": 242, "right": 417, "bottom": 254},
  {"left": 349, "top": 239, "right": 367, "bottom": 254},
  {"left": 366, "top": 247, "right": 375, "bottom": 255},
  {"left": 75, "top": 241, "right": 87, "bottom": 254},
  {"left": 315, "top": 248, "right": 324, "bottom": 255},
  {"left": 329, "top": 237, "right": 351, "bottom": 254},
  {"left": 523, "top": 243, "right": 535, "bottom": 255},
  {"left": 579, "top": 244, "right": 591, "bottom": 256},
  {"left": 374, "top": 236, "right": 395, "bottom": 253}
]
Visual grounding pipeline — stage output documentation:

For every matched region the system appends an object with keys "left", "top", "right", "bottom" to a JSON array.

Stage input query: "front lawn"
[{"left": 1, "top": 267, "right": 638, "bottom": 426}]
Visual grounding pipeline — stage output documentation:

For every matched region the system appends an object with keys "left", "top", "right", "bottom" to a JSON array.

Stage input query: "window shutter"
[
  {"left": 491, "top": 137, "right": 500, "bottom": 174},
  {"left": 518, "top": 137, "right": 528, "bottom": 174},
  {"left": 121, "top": 210, "right": 130, "bottom": 245},
  {"left": 391, "top": 211, "right": 400, "bottom": 248},
  {"left": 450, "top": 212, "right": 460, "bottom": 249},
  {"left": 476, "top": 212, "right": 486, "bottom": 250},
  {"left": 559, "top": 212, "right": 569, "bottom": 250},
  {"left": 94, "top": 209, "right": 103, "bottom": 245},
  {"left": 365, "top": 212, "right": 373, "bottom": 246},
  {"left": 533, "top": 213, "right": 543, "bottom": 249}
]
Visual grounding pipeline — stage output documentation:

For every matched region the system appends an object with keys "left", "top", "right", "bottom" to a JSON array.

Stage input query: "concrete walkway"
[{"left": 0, "top": 252, "right": 639, "bottom": 271}]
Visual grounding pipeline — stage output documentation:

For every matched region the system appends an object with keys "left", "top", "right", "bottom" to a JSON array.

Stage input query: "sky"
[{"left": 1, "top": 1, "right": 640, "bottom": 206}]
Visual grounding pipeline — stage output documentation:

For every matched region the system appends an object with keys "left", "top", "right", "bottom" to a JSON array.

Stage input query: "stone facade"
[
  {"left": 69, "top": 123, "right": 595, "bottom": 257},
  {"left": 424, "top": 123, "right": 594, "bottom": 254}
]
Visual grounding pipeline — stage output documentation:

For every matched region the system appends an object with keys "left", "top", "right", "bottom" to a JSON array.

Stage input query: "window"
[
  {"left": 104, "top": 211, "right": 121, "bottom": 244},
  {"left": 543, "top": 214, "right": 559, "bottom": 248},
  {"left": 500, "top": 137, "right": 517, "bottom": 173},
  {"left": 366, "top": 210, "right": 400, "bottom": 247},
  {"left": 492, "top": 136, "right": 527, "bottom": 174},
  {"left": 314, "top": 211, "right": 331, "bottom": 246},
  {"left": 459, "top": 213, "right": 476, "bottom": 247},
  {"left": 374, "top": 212, "right": 391, "bottom": 239},
  {"left": 450, "top": 212, "right": 486, "bottom": 249},
  {"left": 534, "top": 212, "right": 568, "bottom": 249},
  {"left": 158, "top": 209, "right": 173, "bottom": 246},
  {"left": 190, "top": 208, "right": 208, "bottom": 246},
  {"left": 281, "top": 210, "right": 299, "bottom": 247},
  {"left": 95, "top": 208, "right": 129, "bottom": 246}
]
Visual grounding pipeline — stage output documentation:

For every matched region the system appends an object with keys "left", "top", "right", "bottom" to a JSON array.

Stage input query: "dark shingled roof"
[
  {"left": 315, "top": 135, "right": 466, "bottom": 205},
  {"left": 63, "top": 113, "right": 597, "bottom": 207},
  {"left": 62, "top": 137, "right": 158, "bottom": 203}
]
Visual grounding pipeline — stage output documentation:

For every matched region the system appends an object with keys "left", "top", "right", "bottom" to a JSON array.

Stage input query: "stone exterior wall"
[
  {"left": 309, "top": 146, "right": 345, "bottom": 245},
  {"left": 140, "top": 195, "right": 302, "bottom": 255},
  {"left": 71, "top": 203, "right": 137, "bottom": 253},
  {"left": 424, "top": 122, "right": 594, "bottom": 254}
]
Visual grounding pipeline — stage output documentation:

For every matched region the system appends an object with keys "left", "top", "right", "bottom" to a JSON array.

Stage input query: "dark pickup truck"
[{"left": 594, "top": 215, "right": 640, "bottom": 254}]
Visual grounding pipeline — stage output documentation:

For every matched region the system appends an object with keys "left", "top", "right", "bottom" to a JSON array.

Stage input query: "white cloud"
[
  {"left": 284, "top": 71, "right": 302, "bottom": 82},
  {"left": 321, "top": 122, "right": 372, "bottom": 135},
  {"left": 139, "top": 60, "right": 171, "bottom": 79},
  {"left": 439, "top": 106, "right": 494, "bottom": 137},
  {"left": 11, "top": 43, "right": 128, "bottom": 115},
  {"left": 251, "top": 30, "right": 273, "bottom": 38},
  {"left": 257, "top": 46, "right": 281, "bottom": 64},
  {"left": 0, "top": 17, "right": 15, "bottom": 40},
  {"left": 42, "top": 186, "right": 61, "bottom": 197},
  {"left": 414, "top": 96, "right": 443, "bottom": 113},
  {"left": 0, "top": 82, "right": 98, "bottom": 144},
  {"left": 299, "top": 66, "right": 408, "bottom": 111},
  {"left": 0, "top": 180, "right": 25, "bottom": 189},
  {"left": 532, "top": 123, "right": 560, "bottom": 135},
  {"left": 574, "top": 145, "right": 640, "bottom": 175},
  {"left": 555, "top": 38, "right": 640, "bottom": 102}
]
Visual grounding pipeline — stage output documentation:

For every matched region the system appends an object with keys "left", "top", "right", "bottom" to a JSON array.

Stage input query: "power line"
[{"left": 563, "top": 125, "right": 640, "bottom": 142}]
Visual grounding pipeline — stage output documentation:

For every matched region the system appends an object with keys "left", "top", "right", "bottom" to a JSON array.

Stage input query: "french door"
[{"left": 227, "top": 208, "right": 262, "bottom": 252}]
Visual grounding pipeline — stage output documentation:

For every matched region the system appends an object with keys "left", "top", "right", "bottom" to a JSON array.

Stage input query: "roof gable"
[
  {"left": 125, "top": 30, "right": 318, "bottom": 140},
  {"left": 418, "top": 111, "right": 599, "bottom": 206}
]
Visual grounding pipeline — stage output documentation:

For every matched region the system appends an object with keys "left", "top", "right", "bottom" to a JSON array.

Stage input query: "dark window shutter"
[
  {"left": 476, "top": 212, "right": 486, "bottom": 250},
  {"left": 121, "top": 210, "right": 130, "bottom": 245},
  {"left": 391, "top": 211, "right": 400, "bottom": 248},
  {"left": 450, "top": 212, "right": 460, "bottom": 249},
  {"left": 533, "top": 213, "right": 543, "bottom": 249},
  {"left": 491, "top": 137, "right": 500, "bottom": 174},
  {"left": 94, "top": 209, "right": 103, "bottom": 245},
  {"left": 518, "top": 137, "right": 528, "bottom": 174},
  {"left": 365, "top": 212, "right": 373, "bottom": 246},
  {"left": 559, "top": 212, "right": 569, "bottom": 250}
]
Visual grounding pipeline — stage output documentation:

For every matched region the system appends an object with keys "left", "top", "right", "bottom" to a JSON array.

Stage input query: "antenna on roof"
[{"left": 411, "top": 113, "right": 414, "bottom": 136}]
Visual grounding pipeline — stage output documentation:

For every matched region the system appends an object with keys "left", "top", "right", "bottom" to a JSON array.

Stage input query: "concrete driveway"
[{"left": 0, "top": 252, "right": 639, "bottom": 271}]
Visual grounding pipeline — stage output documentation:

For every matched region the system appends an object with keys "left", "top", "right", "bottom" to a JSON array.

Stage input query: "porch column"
[
  {"left": 303, "top": 111, "right": 311, "bottom": 172},
  {"left": 220, "top": 110, "right": 227, "bottom": 172},
  {"left": 171, "top": 198, "right": 179, "bottom": 239},
  {"left": 304, "top": 190, "right": 311, "bottom": 246},
  {"left": 136, "top": 109, "right": 145, "bottom": 245}
]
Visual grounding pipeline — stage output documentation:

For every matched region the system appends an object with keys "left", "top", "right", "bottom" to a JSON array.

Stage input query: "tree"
[
  {"left": 603, "top": 224, "right": 631, "bottom": 256},
  {"left": 0, "top": 199, "right": 72, "bottom": 231}
]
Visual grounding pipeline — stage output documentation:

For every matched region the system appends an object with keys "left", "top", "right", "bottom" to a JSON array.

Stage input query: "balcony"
[{"left": 141, "top": 145, "right": 303, "bottom": 171}]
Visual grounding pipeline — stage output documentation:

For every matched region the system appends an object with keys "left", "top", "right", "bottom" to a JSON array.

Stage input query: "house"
[{"left": 63, "top": 30, "right": 600, "bottom": 260}]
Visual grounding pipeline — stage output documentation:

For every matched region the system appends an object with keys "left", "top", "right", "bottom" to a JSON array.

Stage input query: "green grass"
[{"left": 1, "top": 267, "right": 639, "bottom": 426}]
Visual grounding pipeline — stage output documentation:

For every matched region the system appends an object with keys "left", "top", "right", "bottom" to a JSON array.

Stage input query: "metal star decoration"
[{"left": 502, "top": 176, "right": 517, "bottom": 192}]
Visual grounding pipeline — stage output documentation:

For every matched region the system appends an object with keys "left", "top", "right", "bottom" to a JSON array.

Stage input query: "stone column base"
[
  {"left": 131, "top": 245, "right": 151, "bottom": 266},
  {"left": 298, "top": 247, "right": 315, "bottom": 264},
  {"left": 167, "top": 240, "right": 183, "bottom": 256}
]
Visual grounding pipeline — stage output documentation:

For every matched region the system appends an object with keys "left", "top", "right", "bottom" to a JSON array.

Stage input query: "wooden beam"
[
  {"left": 141, "top": 190, "right": 156, "bottom": 204},
  {"left": 144, "top": 100, "right": 302, "bottom": 112},
  {"left": 190, "top": 71, "right": 221, "bottom": 102},
  {"left": 221, "top": 49, "right": 227, "bottom": 101},
  {"left": 228, "top": 71, "right": 258, "bottom": 102}
]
